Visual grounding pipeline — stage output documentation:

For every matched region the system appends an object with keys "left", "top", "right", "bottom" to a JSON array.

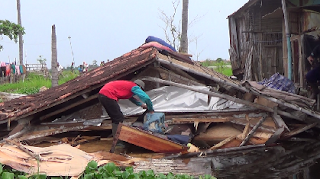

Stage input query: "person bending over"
[{"left": 98, "top": 79, "right": 154, "bottom": 146}]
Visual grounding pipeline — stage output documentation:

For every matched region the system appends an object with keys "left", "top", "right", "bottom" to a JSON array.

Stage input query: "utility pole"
[
  {"left": 68, "top": 36, "right": 75, "bottom": 65},
  {"left": 17, "top": 0, "right": 24, "bottom": 65}
]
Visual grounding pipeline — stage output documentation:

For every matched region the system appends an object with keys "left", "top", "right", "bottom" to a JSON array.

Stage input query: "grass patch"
[
  {"left": 0, "top": 70, "right": 79, "bottom": 95},
  {"left": 200, "top": 60, "right": 233, "bottom": 76}
]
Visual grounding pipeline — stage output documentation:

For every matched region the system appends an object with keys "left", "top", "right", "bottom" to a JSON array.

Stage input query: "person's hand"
[
  {"left": 308, "top": 56, "right": 314, "bottom": 65},
  {"left": 141, "top": 104, "right": 147, "bottom": 109}
]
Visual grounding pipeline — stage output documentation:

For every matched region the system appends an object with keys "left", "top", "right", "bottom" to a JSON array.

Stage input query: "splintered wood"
[
  {"left": 0, "top": 143, "right": 139, "bottom": 177},
  {"left": 0, "top": 144, "right": 93, "bottom": 176}
]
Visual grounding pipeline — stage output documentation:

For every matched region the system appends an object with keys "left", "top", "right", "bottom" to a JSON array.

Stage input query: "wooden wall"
[{"left": 229, "top": 0, "right": 283, "bottom": 81}]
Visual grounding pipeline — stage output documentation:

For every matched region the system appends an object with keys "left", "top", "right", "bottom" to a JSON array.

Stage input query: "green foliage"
[
  {"left": 58, "top": 70, "right": 79, "bottom": 85},
  {"left": 81, "top": 161, "right": 217, "bottom": 179},
  {"left": 200, "top": 59, "right": 215, "bottom": 67},
  {"left": 0, "top": 162, "right": 217, "bottom": 179},
  {"left": 200, "top": 58, "right": 232, "bottom": 76},
  {"left": 216, "top": 58, "right": 223, "bottom": 63},
  {"left": 0, "top": 20, "right": 25, "bottom": 50}
]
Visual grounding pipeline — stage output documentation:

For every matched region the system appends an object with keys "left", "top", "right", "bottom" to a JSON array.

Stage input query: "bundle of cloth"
[{"left": 140, "top": 36, "right": 177, "bottom": 52}]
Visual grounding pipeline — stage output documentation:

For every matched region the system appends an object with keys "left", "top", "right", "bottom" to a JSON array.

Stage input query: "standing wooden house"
[{"left": 228, "top": 0, "right": 320, "bottom": 89}]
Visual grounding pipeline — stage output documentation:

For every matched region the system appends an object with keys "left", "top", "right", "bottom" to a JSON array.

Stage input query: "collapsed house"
[
  {"left": 0, "top": 43, "right": 320, "bottom": 178},
  {"left": 1, "top": 1, "right": 320, "bottom": 176}
]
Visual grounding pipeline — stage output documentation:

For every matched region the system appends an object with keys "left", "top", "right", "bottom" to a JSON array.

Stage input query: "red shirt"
[{"left": 99, "top": 80, "right": 137, "bottom": 101}]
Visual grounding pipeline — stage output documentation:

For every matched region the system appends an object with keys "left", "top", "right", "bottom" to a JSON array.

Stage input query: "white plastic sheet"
[{"left": 119, "top": 86, "right": 243, "bottom": 116}]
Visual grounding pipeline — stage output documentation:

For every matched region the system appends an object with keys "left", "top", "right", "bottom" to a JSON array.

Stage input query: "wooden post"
[{"left": 282, "top": 0, "right": 293, "bottom": 80}]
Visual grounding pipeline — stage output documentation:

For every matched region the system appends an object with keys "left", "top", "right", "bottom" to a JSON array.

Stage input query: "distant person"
[
  {"left": 306, "top": 44, "right": 320, "bottom": 99},
  {"left": 98, "top": 80, "right": 154, "bottom": 149},
  {"left": 71, "top": 62, "right": 75, "bottom": 73},
  {"left": 78, "top": 65, "right": 83, "bottom": 74},
  {"left": 57, "top": 62, "right": 63, "bottom": 72},
  {"left": 100, "top": 61, "right": 105, "bottom": 66},
  {"left": 83, "top": 61, "right": 88, "bottom": 72}
]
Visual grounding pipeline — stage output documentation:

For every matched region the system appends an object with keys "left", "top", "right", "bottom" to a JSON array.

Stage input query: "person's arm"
[
  {"left": 131, "top": 86, "right": 154, "bottom": 111},
  {"left": 311, "top": 45, "right": 320, "bottom": 58},
  {"left": 129, "top": 97, "right": 142, "bottom": 106}
]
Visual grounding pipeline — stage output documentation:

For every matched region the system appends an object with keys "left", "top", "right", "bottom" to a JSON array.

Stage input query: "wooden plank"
[
  {"left": 209, "top": 136, "right": 237, "bottom": 150},
  {"left": 272, "top": 112, "right": 290, "bottom": 131},
  {"left": 281, "top": 123, "right": 317, "bottom": 139},
  {"left": 248, "top": 132, "right": 273, "bottom": 144},
  {"left": 265, "top": 126, "right": 284, "bottom": 145},
  {"left": 194, "top": 124, "right": 242, "bottom": 142},
  {"left": 230, "top": 117, "right": 276, "bottom": 133},
  {"left": 172, "top": 117, "right": 231, "bottom": 124},
  {"left": 240, "top": 115, "right": 268, "bottom": 146},
  {"left": 39, "top": 94, "right": 98, "bottom": 121},
  {"left": 254, "top": 96, "right": 278, "bottom": 108},
  {"left": 229, "top": 16, "right": 241, "bottom": 71},
  {"left": 214, "top": 138, "right": 242, "bottom": 149},
  {"left": 15, "top": 125, "right": 89, "bottom": 142},
  {"left": 240, "top": 122, "right": 250, "bottom": 140},
  {"left": 116, "top": 124, "right": 187, "bottom": 153}
]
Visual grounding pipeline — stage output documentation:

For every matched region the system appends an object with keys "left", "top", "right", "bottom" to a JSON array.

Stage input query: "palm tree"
[{"left": 17, "top": 0, "right": 24, "bottom": 65}]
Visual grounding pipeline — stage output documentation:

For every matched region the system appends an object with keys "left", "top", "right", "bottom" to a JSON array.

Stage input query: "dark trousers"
[
  {"left": 306, "top": 66, "right": 320, "bottom": 83},
  {"left": 98, "top": 94, "right": 124, "bottom": 124}
]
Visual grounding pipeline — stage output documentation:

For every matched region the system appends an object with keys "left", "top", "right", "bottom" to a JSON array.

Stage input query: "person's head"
[{"left": 134, "top": 79, "right": 145, "bottom": 90}]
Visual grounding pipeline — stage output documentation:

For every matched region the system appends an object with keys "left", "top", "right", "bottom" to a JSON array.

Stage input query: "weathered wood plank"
[
  {"left": 116, "top": 124, "right": 187, "bottom": 153},
  {"left": 172, "top": 117, "right": 231, "bottom": 124},
  {"left": 281, "top": 123, "right": 318, "bottom": 139},
  {"left": 240, "top": 115, "right": 268, "bottom": 146}
]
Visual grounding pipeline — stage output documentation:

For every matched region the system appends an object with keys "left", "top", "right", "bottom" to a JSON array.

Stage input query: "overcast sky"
[{"left": 0, "top": 0, "right": 248, "bottom": 68}]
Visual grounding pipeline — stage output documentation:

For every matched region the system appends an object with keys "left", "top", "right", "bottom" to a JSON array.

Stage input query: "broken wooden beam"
[
  {"left": 281, "top": 123, "right": 318, "bottom": 139},
  {"left": 172, "top": 117, "right": 231, "bottom": 124},
  {"left": 239, "top": 114, "right": 268, "bottom": 147},
  {"left": 165, "top": 144, "right": 267, "bottom": 159},
  {"left": 14, "top": 125, "right": 89, "bottom": 142}
]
